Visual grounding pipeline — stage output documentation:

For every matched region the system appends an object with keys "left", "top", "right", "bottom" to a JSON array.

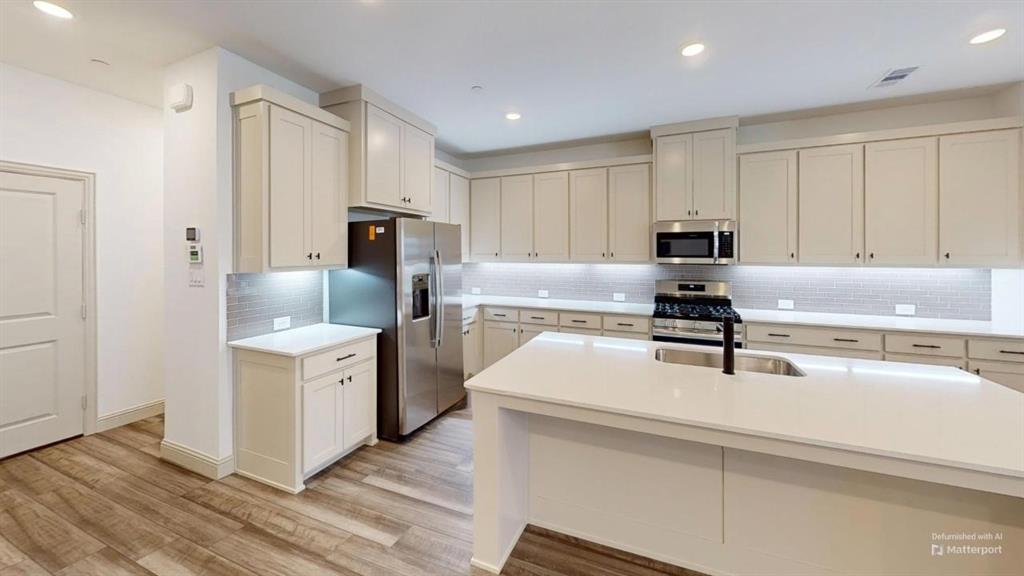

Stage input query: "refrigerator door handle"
[{"left": 435, "top": 249, "right": 444, "bottom": 348}]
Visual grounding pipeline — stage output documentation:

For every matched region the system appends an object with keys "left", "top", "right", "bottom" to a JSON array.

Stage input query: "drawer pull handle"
[
  {"left": 999, "top": 350, "right": 1024, "bottom": 355},
  {"left": 833, "top": 338, "right": 859, "bottom": 343},
  {"left": 617, "top": 323, "right": 634, "bottom": 327},
  {"left": 912, "top": 344, "right": 941, "bottom": 349},
  {"left": 493, "top": 313, "right": 506, "bottom": 317},
  {"left": 571, "top": 319, "right": 587, "bottom": 324},
  {"left": 336, "top": 353, "right": 356, "bottom": 362},
  {"left": 530, "top": 316, "right": 545, "bottom": 320},
  {"left": 768, "top": 333, "right": 790, "bottom": 338}
]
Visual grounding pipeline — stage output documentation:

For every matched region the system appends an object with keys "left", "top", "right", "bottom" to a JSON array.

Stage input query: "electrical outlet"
[
  {"left": 471, "top": 287, "right": 481, "bottom": 295},
  {"left": 273, "top": 316, "right": 291, "bottom": 330},
  {"left": 537, "top": 290, "right": 549, "bottom": 298},
  {"left": 778, "top": 299, "right": 795, "bottom": 310},
  {"left": 613, "top": 293, "right": 626, "bottom": 302},
  {"left": 895, "top": 304, "right": 916, "bottom": 316}
]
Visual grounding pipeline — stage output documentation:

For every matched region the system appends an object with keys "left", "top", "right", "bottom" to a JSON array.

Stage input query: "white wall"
[
  {"left": 0, "top": 63, "right": 164, "bottom": 419},
  {"left": 460, "top": 135, "right": 651, "bottom": 173},
  {"left": 162, "top": 47, "right": 318, "bottom": 466}
]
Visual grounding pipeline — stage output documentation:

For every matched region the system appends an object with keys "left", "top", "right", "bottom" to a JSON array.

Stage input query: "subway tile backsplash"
[
  {"left": 464, "top": 263, "right": 992, "bottom": 321},
  {"left": 227, "top": 271, "right": 323, "bottom": 340}
]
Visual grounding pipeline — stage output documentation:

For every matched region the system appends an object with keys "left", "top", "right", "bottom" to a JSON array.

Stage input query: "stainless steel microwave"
[{"left": 653, "top": 220, "right": 737, "bottom": 264}]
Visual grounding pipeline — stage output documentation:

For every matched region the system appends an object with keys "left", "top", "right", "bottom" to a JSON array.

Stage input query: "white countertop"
[
  {"left": 466, "top": 332, "right": 1024, "bottom": 481},
  {"left": 738, "top": 308, "right": 1024, "bottom": 339},
  {"left": 227, "top": 323, "right": 381, "bottom": 357},
  {"left": 463, "top": 295, "right": 654, "bottom": 316}
]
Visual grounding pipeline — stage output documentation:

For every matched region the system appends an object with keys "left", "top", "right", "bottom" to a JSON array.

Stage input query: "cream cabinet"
[
  {"left": 430, "top": 167, "right": 450, "bottom": 223},
  {"left": 570, "top": 168, "right": 609, "bottom": 261},
  {"left": 608, "top": 164, "right": 651, "bottom": 262},
  {"left": 462, "top": 308, "right": 483, "bottom": 380},
  {"left": 483, "top": 321, "right": 519, "bottom": 367},
  {"left": 865, "top": 137, "right": 938, "bottom": 266},
  {"left": 970, "top": 361, "right": 1024, "bottom": 393},
  {"left": 500, "top": 175, "right": 534, "bottom": 260},
  {"left": 939, "top": 129, "right": 1021, "bottom": 267},
  {"left": 402, "top": 124, "right": 434, "bottom": 211},
  {"left": 233, "top": 86, "right": 350, "bottom": 273},
  {"left": 450, "top": 173, "right": 471, "bottom": 261},
  {"left": 471, "top": 178, "right": 501, "bottom": 261},
  {"left": 738, "top": 151, "right": 798, "bottom": 264},
  {"left": 533, "top": 171, "right": 571, "bottom": 261},
  {"left": 655, "top": 128, "right": 735, "bottom": 221},
  {"left": 798, "top": 144, "right": 865, "bottom": 264},
  {"left": 365, "top": 105, "right": 403, "bottom": 208},
  {"left": 302, "top": 358, "right": 374, "bottom": 474}
]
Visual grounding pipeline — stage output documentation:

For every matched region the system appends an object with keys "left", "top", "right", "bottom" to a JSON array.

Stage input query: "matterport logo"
[{"left": 931, "top": 532, "right": 1004, "bottom": 557}]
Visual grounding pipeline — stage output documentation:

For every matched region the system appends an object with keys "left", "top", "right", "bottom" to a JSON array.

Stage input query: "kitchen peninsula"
[{"left": 467, "top": 333, "right": 1024, "bottom": 575}]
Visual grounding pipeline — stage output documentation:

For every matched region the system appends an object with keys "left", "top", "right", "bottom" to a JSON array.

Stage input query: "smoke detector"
[{"left": 873, "top": 66, "right": 919, "bottom": 88}]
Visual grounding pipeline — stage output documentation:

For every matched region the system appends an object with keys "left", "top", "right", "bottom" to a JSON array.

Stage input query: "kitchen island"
[{"left": 466, "top": 332, "right": 1024, "bottom": 575}]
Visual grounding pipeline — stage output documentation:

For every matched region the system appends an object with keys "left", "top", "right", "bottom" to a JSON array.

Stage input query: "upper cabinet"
[
  {"left": 798, "top": 144, "right": 864, "bottom": 265},
  {"left": 570, "top": 168, "right": 609, "bottom": 261},
  {"left": 532, "top": 171, "right": 570, "bottom": 261},
  {"left": 233, "top": 85, "right": 350, "bottom": 273},
  {"left": 430, "top": 167, "right": 450, "bottom": 223},
  {"left": 321, "top": 85, "right": 436, "bottom": 216},
  {"left": 653, "top": 123, "right": 736, "bottom": 221},
  {"left": 865, "top": 137, "right": 937, "bottom": 266},
  {"left": 939, "top": 129, "right": 1021, "bottom": 267},
  {"left": 739, "top": 151, "right": 797, "bottom": 264},
  {"left": 430, "top": 163, "right": 471, "bottom": 262},
  {"left": 608, "top": 164, "right": 651, "bottom": 262},
  {"left": 500, "top": 175, "right": 535, "bottom": 261},
  {"left": 470, "top": 177, "right": 501, "bottom": 261}
]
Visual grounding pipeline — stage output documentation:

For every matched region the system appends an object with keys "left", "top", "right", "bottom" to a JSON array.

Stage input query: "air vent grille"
[{"left": 874, "top": 66, "right": 919, "bottom": 88}]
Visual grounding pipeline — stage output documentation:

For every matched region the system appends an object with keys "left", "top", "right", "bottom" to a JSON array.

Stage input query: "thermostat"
[{"left": 187, "top": 242, "right": 203, "bottom": 264}]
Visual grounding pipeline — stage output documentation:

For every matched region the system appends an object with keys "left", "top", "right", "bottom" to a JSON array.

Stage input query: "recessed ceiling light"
[
  {"left": 680, "top": 42, "right": 705, "bottom": 57},
  {"left": 969, "top": 28, "right": 1006, "bottom": 45},
  {"left": 33, "top": 1, "right": 73, "bottom": 19},
  {"left": 505, "top": 112, "right": 521, "bottom": 120}
]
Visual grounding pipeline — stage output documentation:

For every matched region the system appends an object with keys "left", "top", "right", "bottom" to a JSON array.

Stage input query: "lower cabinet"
[
  {"left": 747, "top": 341, "right": 883, "bottom": 361},
  {"left": 462, "top": 311, "right": 483, "bottom": 380},
  {"left": 483, "top": 321, "right": 519, "bottom": 367},
  {"left": 235, "top": 337, "right": 377, "bottom": 493},
  {"left": 970, "top": 360, "right": 1024, "bottom": 393},
  {"left": 884, "top": 353, "right": 965, "bottom": 370}
]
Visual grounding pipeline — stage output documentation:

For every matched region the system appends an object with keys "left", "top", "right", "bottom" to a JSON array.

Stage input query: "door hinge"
[
  {"left": 81, "top": 304, "right": 87, "bottom": 319},
  {"left": 80, "top": 209, "right": 86, "bottom": 226},
  {"left": 81, "top": 395, "right": 87, "bottom": 410}
]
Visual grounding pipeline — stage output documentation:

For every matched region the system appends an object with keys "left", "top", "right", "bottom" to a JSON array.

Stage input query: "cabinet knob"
[
  {"left": 855, "top": 252, "right": 860, "bottom": 260},
  {"left": 347, "top": 375, "right": 352, "bottom": 383},
  {"left": 869, "top": 252, "right": 874, "bottom": 259},
  {"left": 687, "top": 210, "right": 691, "bottom": 216},
  {"left": 694, "top": 210, "right": 699, "bottom": 216},
  {"left": 307, "top": 252, "right": 313, "bottom": 260},
  {"left": 944, "top": 252, "right": 950, "bottom": 259},
  {"left": 610, "top": 252, "right": 614, "bottom": 258},
  {"left": 315, "top": 252, "right": 321, "bottom": 260},
  {"left": 602, "top": 252, "right": 606, "bottom": 258},
  {"left": 790, "top": 252, "right": 795, "bottom": 259}
]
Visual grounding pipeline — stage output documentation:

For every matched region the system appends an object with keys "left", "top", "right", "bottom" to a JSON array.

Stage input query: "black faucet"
[{"left": 722, "top": 315, "right": 735, "bottom": 375}]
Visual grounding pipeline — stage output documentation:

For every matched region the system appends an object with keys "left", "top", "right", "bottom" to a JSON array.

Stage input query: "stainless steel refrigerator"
[{"left": 328, "top": 218, "right": 463, "bottom": 441}]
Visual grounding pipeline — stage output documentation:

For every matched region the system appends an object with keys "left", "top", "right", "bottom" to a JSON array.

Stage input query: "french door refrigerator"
[{"left": 328, "top": 218, "right": 463, "bottom": 440}]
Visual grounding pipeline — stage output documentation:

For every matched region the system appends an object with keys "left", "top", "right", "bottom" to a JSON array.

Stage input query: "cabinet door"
[
  {"left": 519, "top": 324, "right": 548, "bottom": 346},
  {"left": 533, "top": 171, "right": 570, "bottom": 261},
  {"left": 739, "top": 151, "right": 797, "bottom": 264},
  {"left": 655, "top": 133, "right": 692, "bottom": 221},
  {"left": 463, "top": 322, "right": 482, "bottom": 379},
  {"left": 310, "top": 121, "right": 349, "bottom": 267},
  {"left": 500, "top": 175, "right": 534, "bottom": 260},
  {"left": 449, "top": 174, "right": 471, "bottom": 261},
  {"left": 342, "top": 360, "right": 374, "bottom": 449},
  {"left": 974, "top": 365, "right": 1024, "bottom": 394},
  {"left": 365, "top": 104, "right": 403, "bottom": 208},
  {"left": 483, "top": 321, "right": 519, "bottom": 368},
  {"left": 569, "top": 168, "right": 609, "bottom": 261},
  {"left": 798, "top": 144, "right": 865, "bottom": 264},
  {"left": 691, "top": 129, "right": 736, "bottom": 219},
  {"left": 269, "top": 105, "right": 312, "bottom": 267},
  {"left": 302, "top": 373, "right": 343, "bottom": 474},
  {"left": 608, "top": 164, "right": 651, "bottom": 262},
  {"left": 865, "top": 137, "right": 937, "bottom": 266},
  {"left": 939, "top": 129, "right": 1021, "bottom": 266},
  {"left": 403, "top": 124, "right": 434, "bottom": 212},
  {"left": 470, "top": 178, "right": 501, "bottom": 261},
  {"left": 430, "top": 167, "right": 450, "bottom": 223}
]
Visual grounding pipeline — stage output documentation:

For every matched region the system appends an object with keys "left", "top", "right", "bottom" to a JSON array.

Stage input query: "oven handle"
[{"left": 713, "top": 221, "right": 720, "bottom": 264}]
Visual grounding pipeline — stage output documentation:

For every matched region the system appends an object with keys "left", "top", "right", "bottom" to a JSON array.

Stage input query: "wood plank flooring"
[{"left": 0, "top": 410, "right": 705, "bottom": 576}]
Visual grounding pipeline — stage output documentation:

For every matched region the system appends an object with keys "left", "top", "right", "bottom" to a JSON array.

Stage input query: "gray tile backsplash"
[
  {"left": 227, "top": 271, "right": 324, "bottom": 340},
  {"left": 464, "top": 263, "right": 992, "bottom": 320}
]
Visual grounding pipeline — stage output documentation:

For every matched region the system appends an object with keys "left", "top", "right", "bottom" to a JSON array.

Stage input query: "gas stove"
[{"left": 652, "top": 280, "right": 743, "bottom": 347}]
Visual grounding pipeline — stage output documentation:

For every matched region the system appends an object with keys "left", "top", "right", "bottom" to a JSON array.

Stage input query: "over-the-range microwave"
[{"left": 653, "top": 220, "right": 736, "bottom": 264}]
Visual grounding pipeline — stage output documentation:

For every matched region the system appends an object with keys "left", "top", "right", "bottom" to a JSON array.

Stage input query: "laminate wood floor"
[{"left": 0, "top": 409, "right": 705, "bottom": 576}]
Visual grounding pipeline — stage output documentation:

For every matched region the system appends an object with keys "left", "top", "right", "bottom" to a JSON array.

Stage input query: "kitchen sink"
[{"left": 655, "top": 348, "right": 806, "bottom": 377}]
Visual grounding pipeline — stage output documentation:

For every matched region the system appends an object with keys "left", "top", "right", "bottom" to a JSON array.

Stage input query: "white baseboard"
[
  {"left": 160, "top": 439, "right": 234, "bottom": 480},
  {"left": 95, "top": 399, "right": 164, "bottom": 432}
]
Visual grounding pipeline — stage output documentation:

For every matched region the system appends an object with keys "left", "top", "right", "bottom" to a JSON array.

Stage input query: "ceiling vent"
[{"left": 873, "top": 66, "right": 919, "bottom": 88}]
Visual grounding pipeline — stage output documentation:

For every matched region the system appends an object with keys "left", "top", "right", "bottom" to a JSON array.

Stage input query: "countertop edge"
[{"left": 227, "top": 327, "right": 382, "bottom": 358}]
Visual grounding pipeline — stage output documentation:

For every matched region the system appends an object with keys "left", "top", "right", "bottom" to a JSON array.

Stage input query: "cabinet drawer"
[
  {"left": 560, "top": 312, "right": 602, "bottom": 330},
  {"left": 484, "top": 307, "right": 519, "bottom": 322},
  {"left": 747, "top": 342, "right": 883, "bottom": 361},
  {"left": 602, "top": 315, "right": 650, "bottom": 334},
  {"left": 968, "top": 338, "right": 1024, "bottom": 363},
  {"left": 559, "top": 327, "right": 602, "bottom": 336},
  {"left": 520, "top": 310, "right": 559, "bottom": 326},
  {"left": 602, "top": 330, "right": 649, "bottom": 341},
  {"left": 302, "top": 338, "right": 376, "bottom": 381},
  {"left": 746, "top": 324, "right": 881, "bottom": 351},
  {"left": 884, "top": 353, "right": 966, "bottom": 369},
  {"left": 462, "top": 307, "right": 479, "bottom": 325},
  {"left": 885, "top": 334, "right": 965, "bottom": 358}
]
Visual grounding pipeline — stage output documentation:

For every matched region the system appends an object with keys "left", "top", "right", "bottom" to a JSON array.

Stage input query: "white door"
[
  {"left": 739, "top": 151, "right": 798, "bottom": 264},
  {"left": 655, "top": 133, "right": 692, "bottom": 221},
  {"left": 865, "top": 137, "right": 937, "bottom": 266},
  {"left": 608, "top": 164, "right": 651, "bottom": 262},
  {"left": 569, "top": 168, "right": 609, "bottom": 262},
  {"left": 483, "top": 322, "right": 519, "bottom": 368},
  {"left": 430, "top": 167, "right": 450, "bottom": 223},
  {"left": 470, "top": 178, "right": 501, "bottom": 261},
  {"left": 500, "top": 175, "right": 534, "bottom": 260},
  {"left": 449, "top": 174, "right": 471, "bottom": 261},
  {"left": 365, "top": 104, "right": 403, "bottom": 208},
  {"left": 269, "top": 105, "right": 311, "bottom": 267},
  {"left": 0, "top": 170, "right": 85, "bottom": 458},
  {"left": 302, "top": 373, "right": 343, "bottom": 473},
  {"left": 939, "top": 129, "right": 1021, "bottom": 266},
  {"left": 798, "top": 144, "right": 865, "bottom": 264},
  {"left": 342, "top": 360, "right": 374, "bottom": 449},
  {"left": 310, "top": 121, "right": 348, "bottom": 267},
  {"left": 533, "top": 171, "right": 570, "bottom": 261},
  {"left": 691, "top": 129, "right": 736, "bottom": 220},
  {"left": 402, "top": 124, "right": 434, "bottom": 213}
]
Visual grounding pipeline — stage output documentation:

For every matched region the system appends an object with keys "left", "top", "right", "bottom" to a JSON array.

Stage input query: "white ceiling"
[{"left": 2, "top": 1, "right": 1022, "bottom": 155}]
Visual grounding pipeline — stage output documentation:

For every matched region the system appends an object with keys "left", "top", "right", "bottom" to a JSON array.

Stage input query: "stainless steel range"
[{"left": 652, "top": 280, "right": 743, "bottom": 347}]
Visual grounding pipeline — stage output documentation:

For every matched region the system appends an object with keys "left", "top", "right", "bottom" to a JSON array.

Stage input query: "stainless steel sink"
[{"left": 655, "top": 348, "right": 806, "bottom": 377}]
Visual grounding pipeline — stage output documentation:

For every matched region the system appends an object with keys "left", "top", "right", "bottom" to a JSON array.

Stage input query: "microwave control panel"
[{"left": 719, "top": 231, "right": 735, "bottom": 258}]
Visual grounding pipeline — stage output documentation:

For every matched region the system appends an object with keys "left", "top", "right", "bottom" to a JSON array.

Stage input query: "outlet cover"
[
  {"left": 895, "top": 304, "right": 916, "bottom": 316},
  {"left": 778, "top": 299, "right": 795, "bottom": 310},
  {"left": 613, "top": 293, "right": 626, "bottom": 302},
  {"left": 273, "top": 316, "right": 291, "bottom": 330},
  {"left": 471, "top": 287, "right": 481, "bottom": 295},
  {"left": 538, "top": 290, "right": 549, "bottom": 298}
]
